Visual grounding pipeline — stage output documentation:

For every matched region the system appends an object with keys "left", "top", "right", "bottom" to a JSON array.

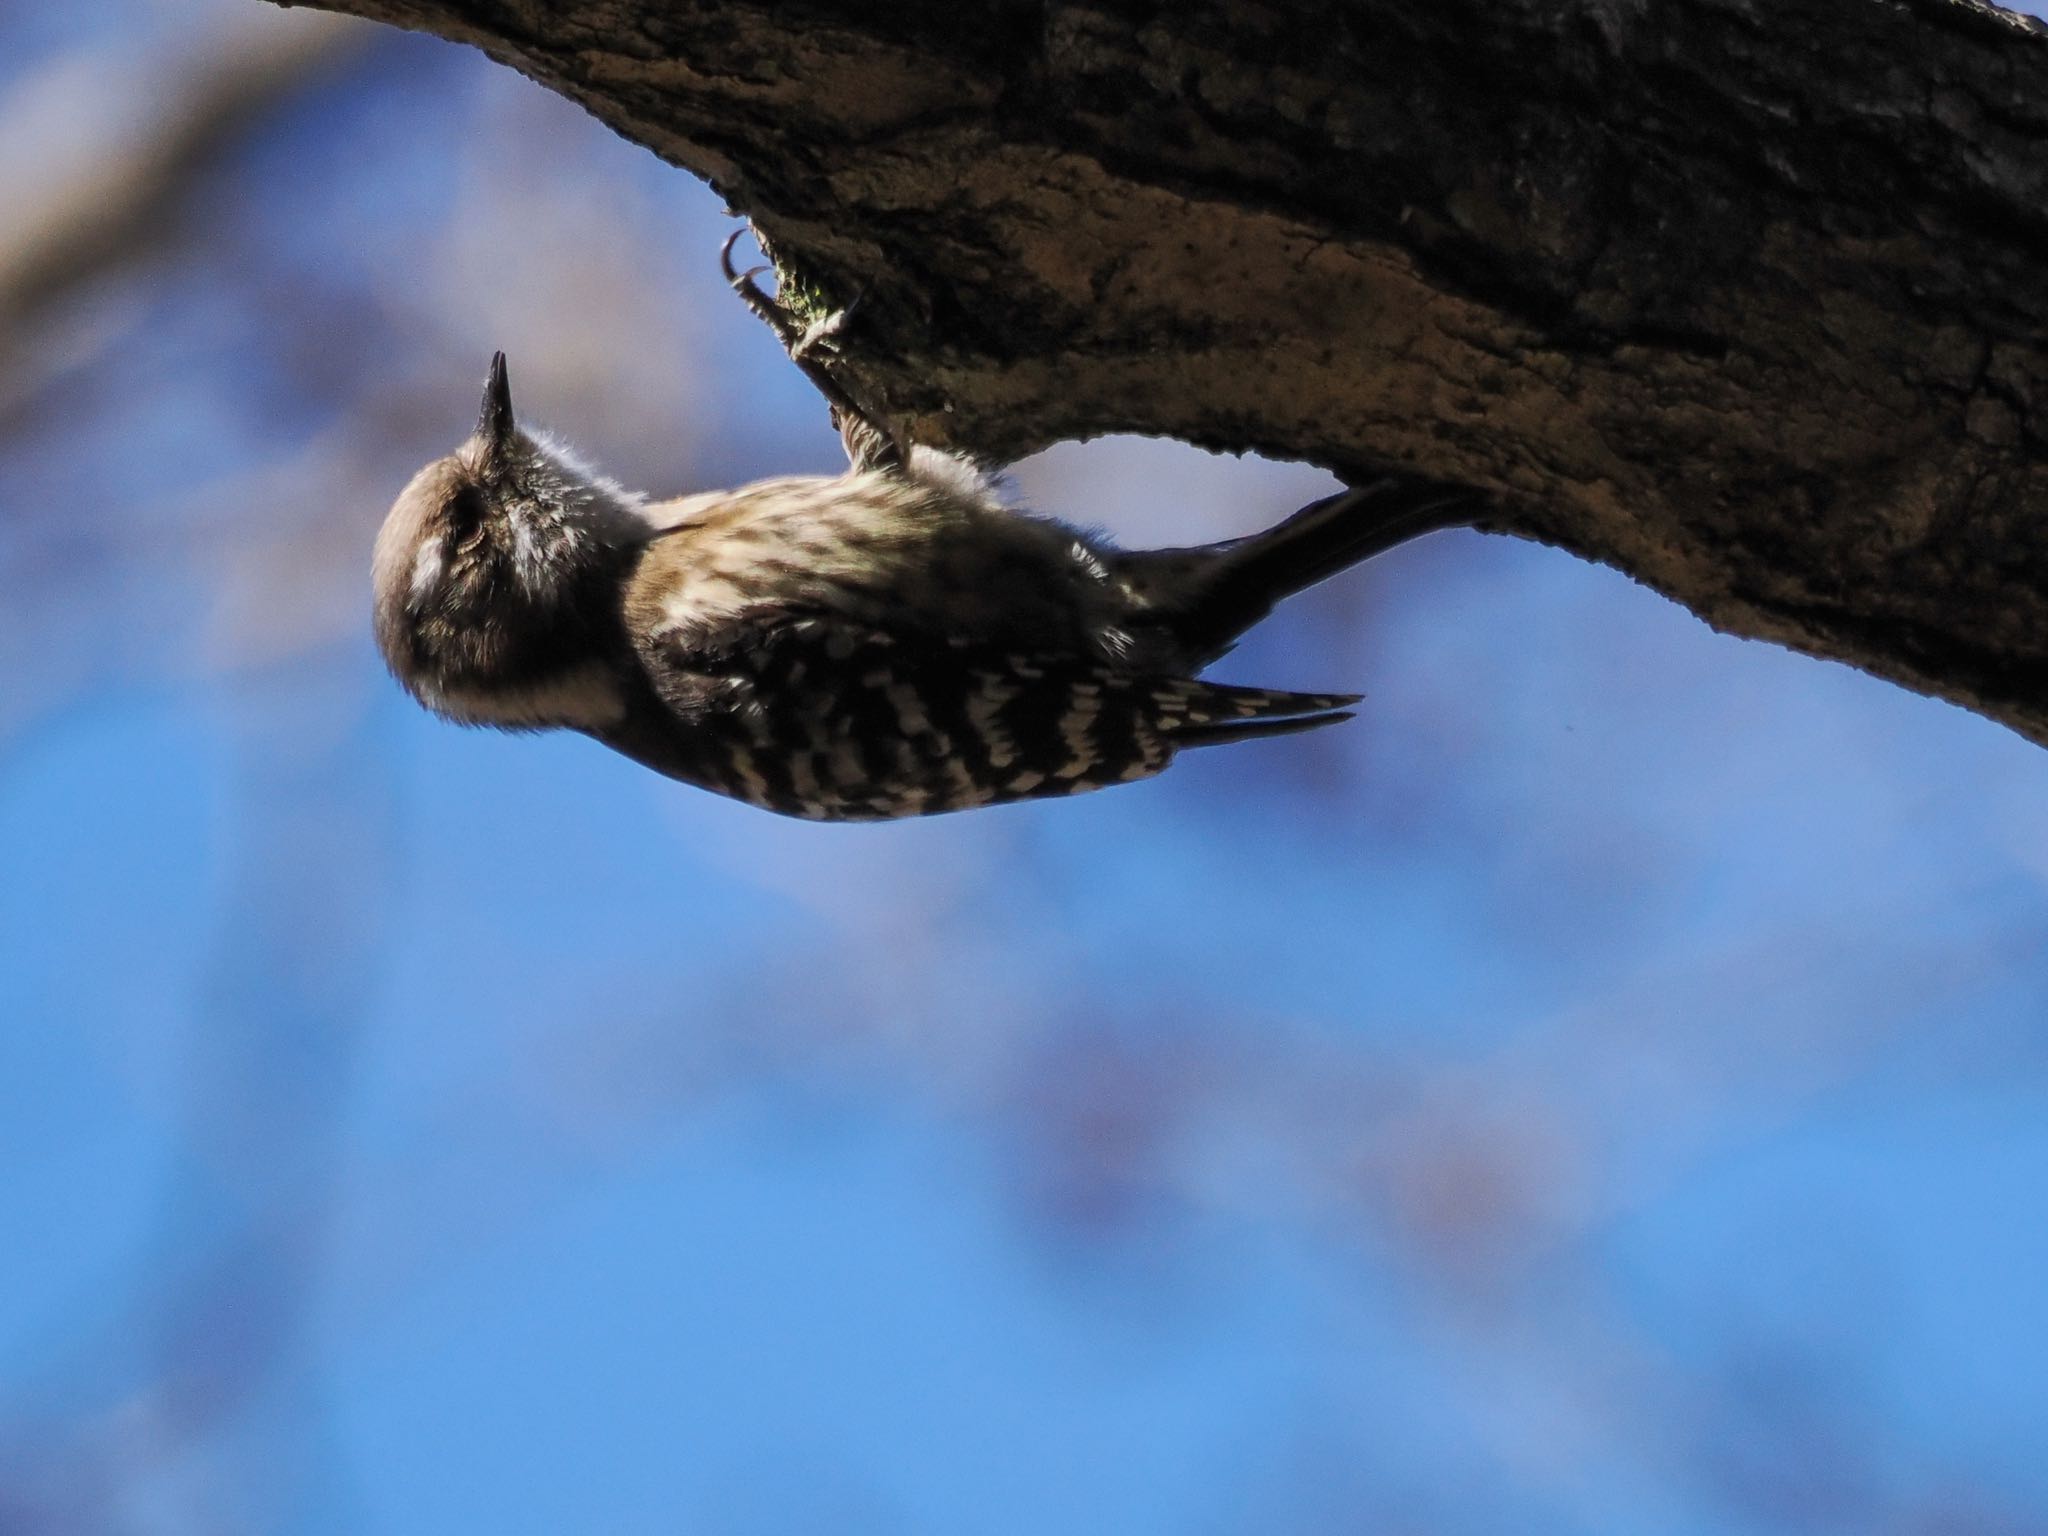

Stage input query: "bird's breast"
[{"left": 419, "top": 658, "right": 629, "bottom": 732}]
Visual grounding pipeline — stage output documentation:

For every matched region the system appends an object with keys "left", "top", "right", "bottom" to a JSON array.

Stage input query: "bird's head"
[{"left": 371, "top": 353, "right": 643, "bottom": 730}]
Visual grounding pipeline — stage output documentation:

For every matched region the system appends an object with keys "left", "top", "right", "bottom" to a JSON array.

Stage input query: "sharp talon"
[
  {"left": 718, "top": 228, "right": 748, "bottom": 283},
  {"left": 720, "top": 228, "right": 799, "bottom": 350}
]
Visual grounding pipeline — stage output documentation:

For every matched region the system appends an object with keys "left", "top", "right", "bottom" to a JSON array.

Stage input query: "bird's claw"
[{"left": 719, "top": 227, "right": 901, "bottom": 473}]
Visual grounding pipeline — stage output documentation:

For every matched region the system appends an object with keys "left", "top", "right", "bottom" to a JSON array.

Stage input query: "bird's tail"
[
  {"left": 1123, "top": 477, "right": 1479, "bottom": 664},
  {"left": 1156, "top": 680, "right": 1362, "bottom": 750}
]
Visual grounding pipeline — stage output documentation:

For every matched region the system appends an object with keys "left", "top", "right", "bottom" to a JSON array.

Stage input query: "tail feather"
[
  {"left": 1170, "top": 708, "right": 1357, "bottom": 750},
  {"left": 1164, "top": 680, "right": 1363, "bottom": 721},
  {"left": 1127, "top": 477, "right": 1479, "bottom": 663},
  {"left": 1155, "top": 678, "right": 1362, "bottom": 749}
]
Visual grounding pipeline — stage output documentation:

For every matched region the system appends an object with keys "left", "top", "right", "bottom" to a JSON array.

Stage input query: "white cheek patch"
[
  {"left": 509, "top": 517, "right": 550, "bottom": 591},
  {"left": 409, "top": 541, "right": 445, "bottom": 605},
  {"left": 505, "top": 509, "right": 589, "bottom": 596}
]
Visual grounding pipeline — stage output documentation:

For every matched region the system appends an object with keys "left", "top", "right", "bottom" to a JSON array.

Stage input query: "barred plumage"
[{"left": 371, "top": 351, "right": 1475, "bottom": 820}]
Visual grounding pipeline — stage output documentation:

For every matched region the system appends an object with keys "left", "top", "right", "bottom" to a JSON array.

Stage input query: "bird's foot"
[
  {"left": 789, "top": 292, "right": 865, "bottom": 366},
  {"left": 719, "top": 228, "right": 901, "bottom": 473}
]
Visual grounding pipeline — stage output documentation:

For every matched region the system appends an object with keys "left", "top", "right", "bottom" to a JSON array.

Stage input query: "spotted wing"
[{"left": 637, "top": 615, "right": 1358, "bottom": 821}]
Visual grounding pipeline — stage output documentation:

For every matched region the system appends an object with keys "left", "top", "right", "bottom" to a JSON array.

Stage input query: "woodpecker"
[{"left": 371, "top": 258, "right": 1477, "bottom": 820}]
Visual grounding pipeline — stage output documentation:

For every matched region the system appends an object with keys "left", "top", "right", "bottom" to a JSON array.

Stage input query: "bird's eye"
[
  {"left": 448, "top": 485, "right": 488, "bottom": 549},
  {"left": 448, "top": 487, "right": 487, "bottom": 536}
]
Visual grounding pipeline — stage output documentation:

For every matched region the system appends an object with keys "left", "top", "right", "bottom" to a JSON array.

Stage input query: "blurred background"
[{"left": 4, "top": 3, "right": 2047, "bottom": 1532}]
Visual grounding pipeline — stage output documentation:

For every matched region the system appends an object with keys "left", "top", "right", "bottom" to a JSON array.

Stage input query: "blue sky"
[{"left": 2, "top": 5, "right": 2046, "bottom": 1532}]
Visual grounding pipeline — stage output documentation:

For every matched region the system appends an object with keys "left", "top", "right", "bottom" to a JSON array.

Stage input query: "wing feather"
[{"left": 634, "top": 614, "right": 1356, "bottom": 820}]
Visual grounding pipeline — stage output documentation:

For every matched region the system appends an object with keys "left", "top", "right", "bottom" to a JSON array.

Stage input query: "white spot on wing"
[
  {"left": 967, "top": 673, "right": 1019, "bottom": 768},
  {"left": 726, "top": 745, "right": 771, "bottom": 804},
  {"left": 789, "top": 752, "right": 824, "bottom": 805},
  {"left": 830, "top": 736, "right": 866, "bottom": 787},
  {"left": 1057, "top": 686, "right": 1102, "bottom": 779},
  {"left": 941, "top": 756, "right": 986, "bottom": 806},
  {"left": 885, "top": 682, "right": 932, "bottom": 736}
]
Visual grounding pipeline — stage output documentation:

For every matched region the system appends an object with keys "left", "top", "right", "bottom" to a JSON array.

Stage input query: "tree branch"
[{"left": 276, "top": 0, "right": 2048, "bottom": 744}]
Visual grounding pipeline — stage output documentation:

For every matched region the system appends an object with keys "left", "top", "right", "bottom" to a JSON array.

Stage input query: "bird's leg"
[
  {"left": 720, "top": 229, "right": 904, "bottom": 473},
  {"left": 789, "top": 290, "right": 903, "bottom": 474}
]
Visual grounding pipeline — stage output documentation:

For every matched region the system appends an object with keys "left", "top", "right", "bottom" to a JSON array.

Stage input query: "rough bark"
[{"left": 278, "top": 0, "right": 2048, "bottom": 743}]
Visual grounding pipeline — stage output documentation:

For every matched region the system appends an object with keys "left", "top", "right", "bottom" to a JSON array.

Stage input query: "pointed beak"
[{"left": 478, "top": 351, "right": 515, "bottom": 449}]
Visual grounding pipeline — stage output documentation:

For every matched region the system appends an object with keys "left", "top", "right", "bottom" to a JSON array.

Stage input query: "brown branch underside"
[{"left": 281, "top": 0, "right": 2048, "bottom": 743}]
